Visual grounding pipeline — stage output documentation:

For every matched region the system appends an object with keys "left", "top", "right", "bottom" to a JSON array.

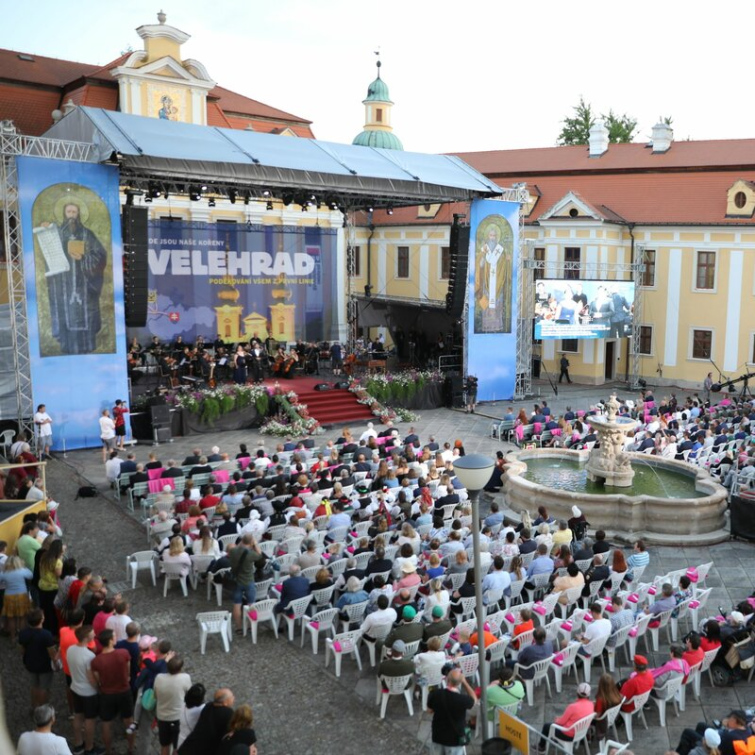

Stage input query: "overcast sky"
[{"left": 2, "top": 0, "right": 753, "bottom": 154}]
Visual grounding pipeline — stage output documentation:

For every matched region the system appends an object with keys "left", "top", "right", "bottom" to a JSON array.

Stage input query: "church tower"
[{"left": 352, "top": 57, "right": 403, "bottom": 150}]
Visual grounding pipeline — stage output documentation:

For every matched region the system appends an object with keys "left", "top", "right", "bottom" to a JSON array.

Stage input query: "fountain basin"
[{"left": 504, "top": 448, "right": 729, "bottom": 545}]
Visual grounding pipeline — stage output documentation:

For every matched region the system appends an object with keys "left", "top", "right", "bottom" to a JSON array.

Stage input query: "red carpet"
[{"left": 262, "top": 376, "right": 375, "bottom": 426}]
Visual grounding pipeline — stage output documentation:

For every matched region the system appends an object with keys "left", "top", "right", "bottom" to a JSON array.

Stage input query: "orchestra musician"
[{"left": 281, "top": 348, "right": 298, "bottom": 379}]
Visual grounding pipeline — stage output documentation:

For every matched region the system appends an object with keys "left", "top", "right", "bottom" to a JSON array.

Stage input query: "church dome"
[
  {"left": 353, "top": 129, "right": 404, "bottom": 150},
  {"left": 364, "top": 74, "right": 391, "bottom": 103}
]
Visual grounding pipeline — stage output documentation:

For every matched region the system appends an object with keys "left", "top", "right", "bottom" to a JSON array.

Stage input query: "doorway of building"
[{"left": 605, "top": 341, "right": 615, "bottom": 380}]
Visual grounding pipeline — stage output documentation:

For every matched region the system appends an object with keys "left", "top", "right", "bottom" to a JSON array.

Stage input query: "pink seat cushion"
[
  {"left": 214, "top": 469, "right": 230, "bottom": 483},
  {"left": 149, "top": 478, "right": 174, "bottom": 494},
  {"left": 147, "top": 467, "right": 165, "bottom": 481}
]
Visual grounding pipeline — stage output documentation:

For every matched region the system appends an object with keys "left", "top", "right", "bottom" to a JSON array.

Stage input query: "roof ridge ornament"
[{"left": 158, "top": 9, "right": 166, "bottom": 23}]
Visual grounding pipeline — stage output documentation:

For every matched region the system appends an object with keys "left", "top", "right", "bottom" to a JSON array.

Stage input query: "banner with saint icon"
[
  {"left": 18, "top": 156, "right": 128, "bottom": 449},
  {"left": 466, "top": 198, "right": 519, "bottom": 401}
]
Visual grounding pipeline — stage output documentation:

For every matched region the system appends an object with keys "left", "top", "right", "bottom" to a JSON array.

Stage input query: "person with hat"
[
  {"left": 396, "top": 560, "right": 421, "bottom": 591},
  {"left": 486, "top": 667, "right": 525, "bottom": 722},
  {"left": 385, "top": 605, "right": 424, "bottom": 650},
  {"left": 378, "top": 639, "right": 416, "bottom": 686},
  {"left": 618, "top": 654, "right": 655, "bottom": 712},
  {"left": 17, "top": 704, "right": 71, "bottom": 755},
  {"left": 675, "top": 711, "right": 755, "bottom": 755},
  {"left": 537, "top": 682, "right": 594, "bottom": 752},
  {"left": 422, "top": 605, "right": 453, "bottom": 649}
]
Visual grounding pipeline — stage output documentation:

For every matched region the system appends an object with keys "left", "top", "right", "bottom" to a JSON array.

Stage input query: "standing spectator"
[
  {"left": 17, "top": 704, "right": 71, "bottom": 755},
  {"left": 18, "top": 608, "right": 58, "bottom": 710},
  {"left": 176, "top": 684, "right": 206, "bottom": 751},
  {"left": 114, "top": 621, "right": 141, "bottom": 694},
  {"left": 703, "top": 372, "right": 713, "bottom": 404},
  {"left": 559, "top": 354, "right": 572, "bottom": 384},
  {"left": 105, "top": 601, "right": 132, "bottom": 644},
  {"left": 34, "top": 403, "right": 54, "bottom": 460},
  {"left": 99, "top": 410, "right": 116, "bottom": 464},
  {"left": 228, "top": 535, "right": 263, "bottom": 634},
  {"left": 67, "top": 624, "right": 102, "bottom": 755},
  {"left": 16, "top": 520, "right": 42, "bottom": 570},
  {"left": 217, "top": 704, "right": 256, "bottom": 755},
  {"left": 91, "top": 629, "right": 135, "bottom": 755},
  {"left": 154, "top": 655, "right": 192, "bottom": 755},
  {"left": 38, "top": 539, "right": 64, "bottom": 635},
  {"left": 112, "top": 400, "right": 129, "bottom": 451},
  {"left": 426, "top": 667, "right": 477, "bottom": 754},
  {"left": 178, "top": 687, "right": 235, "bottom": 755}
]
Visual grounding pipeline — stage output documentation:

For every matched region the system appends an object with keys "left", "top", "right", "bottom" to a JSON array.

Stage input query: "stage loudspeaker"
[
  {"left": 150, "top": 404, "right": 171, "bottom": 427},
  {"left": 445, "top": 223, "right": 470, "bottom": 317},
  {"left": 122, "top": 206, "right": 149, "bottom": 327},
  {"left": 314, "top": 383, "right": 332, "bottom": 391},
  {"left": 444, "top": 375, "right": 465, "bottom": 408}
]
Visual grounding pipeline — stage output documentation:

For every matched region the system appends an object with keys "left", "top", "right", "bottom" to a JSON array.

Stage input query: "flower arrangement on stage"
[
  {"left": 161, "top": 383, "right": 270, "bottom": 425},
  {"left": 260, "top": 384, "right": 322, "bottom": 437},
  {"left": 349, "top": 383, "right": 396, "bottom": 423},
  {"left": 356, "top": 369, "right": 443, "bottom": 404}
]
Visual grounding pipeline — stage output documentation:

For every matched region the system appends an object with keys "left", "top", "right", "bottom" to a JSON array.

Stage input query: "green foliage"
[
  {"left": 255, "top": 392, "right": 269, "bottom": 416},
  {"left": 201, "top": 397, "right": 220, "bottom": 426},
  {"left": 220, "top": 394, "right": 235, "bottom": 415},
  {"left": 558, "top": 97, "right": 638, "bottom": 145}
]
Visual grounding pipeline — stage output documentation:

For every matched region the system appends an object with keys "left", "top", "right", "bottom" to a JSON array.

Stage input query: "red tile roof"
[
  {"left": 454, "top": 139, "right": 755, "bottom": 176},
  {"left": 0, "top": 48, "right": 97, "bottom": 86},
  {"left": 208, "top": 85, "right": 312, "bottom": 126},
  {"left": 0, "top": 83, "right": 61, "bottom": 136}
]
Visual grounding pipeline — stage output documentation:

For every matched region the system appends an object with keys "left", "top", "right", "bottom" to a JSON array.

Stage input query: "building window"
[
  {"left": 533, "top": 247, "right": 545, "bottom": 281},
  {"left": 216, "top": 219, "right": 237, "bottom": 224},
  {"left": 376, "top": 108, "right": 383, "bottom": 123},
  {"left": 561, "top": 339, "right": 579, "bottom": 354},
  {"left": 735, "top": 191, "right": 747, "bottom": 209},
  {"left": 440, "top": 246, "right": 451, "bottom": 280},
  {"left": 397, "top": 246, "right": 410, "bottom": 279},
  {"left": 692, "top": 329, "right": 713, "bottom": 360},
  {"left": 695, "top": 251, "right": 716, "bottom": 290},
  {"left": 641, "top": 249, "right": 656, "bottom": 287},
  {"left": 638, "top": 325, "right": 653, "bottom": 355},
  {"left": 564, "top": 247, "right": 580, "bottom": 280},
  {"left": 348, "top": 245, "right": 361, "bottom": 277}
]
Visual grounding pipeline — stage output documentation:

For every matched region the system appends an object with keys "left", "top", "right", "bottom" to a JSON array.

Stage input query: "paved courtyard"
[{"left": 3, "top": 379, "right": 754, "bottom": 754}]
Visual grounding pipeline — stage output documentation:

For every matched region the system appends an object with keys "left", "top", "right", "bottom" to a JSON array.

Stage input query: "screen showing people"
[{"left": 534, "top": 279, "right": 635, "bottom": 339}]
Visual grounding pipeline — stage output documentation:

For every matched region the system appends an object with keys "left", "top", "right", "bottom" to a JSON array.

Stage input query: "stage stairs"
[{"left": 296, "top": 387, "right": 374, "bottom": 426}]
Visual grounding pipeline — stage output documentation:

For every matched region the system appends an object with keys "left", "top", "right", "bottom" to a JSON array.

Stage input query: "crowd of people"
[{"left": 4, "top": 388, "right": 755, "bottom": 754}]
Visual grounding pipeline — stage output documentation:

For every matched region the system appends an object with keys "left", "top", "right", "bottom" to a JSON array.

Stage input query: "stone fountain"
[{"left": 585, "top": 394, "right": 637, "bottom": 487}]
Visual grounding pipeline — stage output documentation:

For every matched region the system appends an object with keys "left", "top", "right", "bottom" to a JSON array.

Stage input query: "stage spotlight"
[
  {"left": 638, "top": 378, "right": 647, "bottom": 388},
  {"left": 189, "top": 185, "right": 202, "bottom": 201},
  {"left": 144, "top": 196, "right": 152, "bottom": 203},
  {"left": 282, "top": 191, "right": 295, "bottom": 206},
  {"left": 243, "top": 193, "right": 250, "bottom": 205},
  {"left": 163, "top": 190, "right": 169, "bottom": 200},
  {"left": 201, "top": 184, "right": 208, "bottom": 191},
  {"left": 228, "top": 189, "right": 237, "bottom": 204},
  {"left": 208, "top": 197, "right": 216, "bottom": 208},
  {"left": 386, "top": 205, "right": 394, "bottom": 215},
  {"left": 262, "top": 190, "right": 271, "bottom": 197},
  {"left": 266, "top": 200, "right": 274, "bottom": 211},
  {"left": 711, "top": 383, "right": 722, "bottom": 393},
  {"left": 367, "top": 205, "right": 374, "bottom": 213}
]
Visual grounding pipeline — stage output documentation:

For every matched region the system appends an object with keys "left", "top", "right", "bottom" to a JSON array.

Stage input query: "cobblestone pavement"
[{"left": 3, "top": 381, "right": 754, "bottom": 754}]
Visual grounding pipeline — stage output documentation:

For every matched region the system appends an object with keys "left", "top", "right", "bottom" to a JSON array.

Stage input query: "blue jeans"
[{"left": 232, "top": 581, "right": 256, "bottom": 605}]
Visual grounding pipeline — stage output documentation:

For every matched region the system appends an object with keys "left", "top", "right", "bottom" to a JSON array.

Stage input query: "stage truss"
[
  {"left": 520, "top": 248, "right": 646, "bottom": 396},
  {"left": 0, "top": 122, "right": 97, "bottom": 436}
]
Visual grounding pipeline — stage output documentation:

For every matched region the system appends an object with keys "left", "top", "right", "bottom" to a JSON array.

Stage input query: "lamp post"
[{"left": 452, "top": 452, "right": 496, "bottom": 742}]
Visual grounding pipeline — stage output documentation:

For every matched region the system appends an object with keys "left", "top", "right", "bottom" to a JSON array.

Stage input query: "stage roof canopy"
[{"left": 45, "top": 107, "right": 502, "bottom": 206}]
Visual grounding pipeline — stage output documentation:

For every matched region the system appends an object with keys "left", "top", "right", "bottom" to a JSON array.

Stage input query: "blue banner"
[
  {"left": 17, "top": 157, "right": 128, "bottom": 450},
  {"left": 127, "top": 220, "right": 338, "bottom": 345},
  {"left": 466, "top": 199, "right": 519, "bottom": 401}
]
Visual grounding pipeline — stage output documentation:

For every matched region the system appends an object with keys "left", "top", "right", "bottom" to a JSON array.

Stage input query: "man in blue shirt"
[
  {"left": 484, "top": 502, "right": 504, "bottom": 528},
  {"left": 523, "top": 544, "right": 553, "bottom": 601}
]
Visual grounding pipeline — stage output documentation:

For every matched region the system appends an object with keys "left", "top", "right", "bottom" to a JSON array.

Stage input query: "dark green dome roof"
[
  {"left": 352, "top": 130, "right": 404, "bottom": 150},
  {"left": 365, "top": 75, "right": 391, "bottom": 103}
]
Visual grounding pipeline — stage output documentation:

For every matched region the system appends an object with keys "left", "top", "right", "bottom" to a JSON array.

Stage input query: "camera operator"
[{"left": 674, "top": 709, "right": 755, "bottom": 754}]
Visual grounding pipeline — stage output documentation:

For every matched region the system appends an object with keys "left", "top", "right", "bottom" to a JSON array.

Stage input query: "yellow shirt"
[{"left": 38, "top": 558, "right": 62, "bottom": 592}]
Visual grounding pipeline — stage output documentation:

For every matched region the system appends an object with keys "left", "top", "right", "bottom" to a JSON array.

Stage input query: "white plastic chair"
[
  {"left": 363, "top": 622, "right": 394, "bottom": 667},
  {"left": 278, "top": 595, "right": 314, "bottom": 641},
  {"left": 206, "top": 567, "right": 232, "bottom": 606},
  {"left": 513, "top": 655, "right": 553, "bottom": 706},
  {"left": 456, "top": 653, "right": 480, "bottom": 686},
  {"left": 161, "top": 562, "right": 189, "bottom": 597},
  {"left": 619, "top": 688, "right": 651, "bottom": 741},
  {"left": 595, "top": 698, "right": 625, "bottom": 752},
  {"left": 375, "top": 673, "right": 414, "bottom": 719},
  {"left": 545, "top": 712, "right": 595, "bottom": 754},
  {"left": 533, "top": 593, "right": 560, "bottom": 625},
  {"left": 189, "top": 555, "right": 214, "bottom": 590},
  {"left": 419, "top": 664, "right": 446, "bottom": 712},
  {"left": 693, "top": 562, "right": 713, "bottom": 590},
  {"left": 126, "top": 551, "right": 158, "bottom": 589},
  {"left": 457, "top": 596, "right": 478, "bottom": 622},
  {"left": 577, "top": 633, "right": 609, "bottom": 683},
  {"left": 243, "top": 598, "right": 278, "bottom": 643},
  {"left": 486, "top": 637, "right": 510, "bottom": 673},
  {"left": 697, "top": 647, "right": 721, "bottom": 695},
  {"left": 670, "top": 596, "right": 694, "bottom": 641},
  {"left": 626, "top": 614, "right": 652, "bottom": 660},
  {"left": 647, "top": 607, "right": 675, "bottom": 651},
  {"left": 555, "top": 587, "right": 584, "bottom": 619},
  {"left": 550, "top": 641, "right": 581, "bottom": 693},
  {"left": 302, "top": 607, "right": 339, "bottom": 654},
  {"left": 648, "top": 674, "right": 683, "bottom": 725},
  {"left": 324, "top": 629, "right": 362, "bottom": 677},
  {"left": 606, "top": 624, "right": 633, "bottom": 672},
  {"left": 197, "top": 611, "right": 232, "bottom": 654},
  {"left": 505, "top": 579, "right": 526, "bottom": 608},
  {"left": 687, "top": 588, "right": 712, "bottom": 631},
  {"left": 678, "top": 661, "right": 701, "bottom": 711},
  {"left": 339, "top": 600, "right": 368, "bottom": 630},
  {"left": 310, "top": 585, "right": 336, "bottom": 611}
]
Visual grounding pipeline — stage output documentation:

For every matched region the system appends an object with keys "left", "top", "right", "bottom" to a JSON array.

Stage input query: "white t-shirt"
[
  {"left": 154, "top": 672, "right": 192, "bottom": 722},
  {"left": 67, "top": 645, "right": 97, "bottom": 697},
  {"left": 99, "top": 416, "right": 116, "bottom": 440},
  {"left": 34, "top": 412, "right": 53, "bottom": 438},
  {"left": 106, "top": 613, "right": 133, "bottom": 644},
  {"left": 584, "top": 617, "right": 612, "bottom": 643},
  {"left": 17, "top": 730, "right": 72, "bottom": 755},
  {"left": 177, "top": 704, "right": 205, "bottom": 749}
]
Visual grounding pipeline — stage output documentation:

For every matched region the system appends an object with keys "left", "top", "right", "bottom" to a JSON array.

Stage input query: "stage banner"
[
  {"left": 17, "top": 156, "right": 129, "bottom": 450},
  {"left": 467, "top": 198, "right": 519, "bottom": 401},
  {"left": 127, "top": 220, "right": 338, "bottom": 345}
]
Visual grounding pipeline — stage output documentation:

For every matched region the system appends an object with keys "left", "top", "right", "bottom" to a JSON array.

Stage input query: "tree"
[
  {"left": 557, "top": 97, "right": 595, "bottom": 146},
  {"left": 603, "top": 109, "right": 638, "bottom": 143},
  {"left": 557, "top": 98, "right": 638, "bottom": 145}
]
